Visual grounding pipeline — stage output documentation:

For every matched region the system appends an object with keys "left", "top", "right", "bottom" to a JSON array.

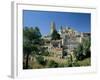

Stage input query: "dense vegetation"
[
  {"left": 75, "top": 37, "right": 91, "bottom": 60},
  {"left": 23, "top": 27, "right": 42, "bottom": 69}
]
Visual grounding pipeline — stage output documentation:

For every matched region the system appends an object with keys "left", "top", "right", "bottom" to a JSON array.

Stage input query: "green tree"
[
  {"left": 75, "top": 37, "right": 91, "bottom": 60},
  {"left": 76, "top": 43, "right": 84, "bottom": 60},
  {"left": 51, "top": 30, "right": 61, "bottom": 40},
  {"left": 82, "top": 37, "right": 91, "bottom": 57},
  {"left": 23, "top": 26, "right": 42, "bottom": 69}
]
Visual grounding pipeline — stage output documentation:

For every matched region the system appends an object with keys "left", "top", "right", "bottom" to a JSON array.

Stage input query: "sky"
[{"left": 23, "top": 10, "right": 91, "bottom": 36}]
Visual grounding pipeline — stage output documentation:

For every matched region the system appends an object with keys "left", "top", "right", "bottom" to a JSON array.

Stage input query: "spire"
[
  {"left": 60, "top": 26, "right": 63, "bottom": 31},
  {"left": 59, "top": 26, "right": 63, "bottom": 34},
  {"left": 50, "top": 21, "right": 56, "bottom": 34}
]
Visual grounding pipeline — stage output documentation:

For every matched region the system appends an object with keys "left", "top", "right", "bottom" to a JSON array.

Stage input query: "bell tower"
[{"left": 50, "top": 21, "right": 56, "bottom": 34}]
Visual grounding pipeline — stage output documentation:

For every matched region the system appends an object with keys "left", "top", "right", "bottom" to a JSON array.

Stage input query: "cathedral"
[{"left": 43, "top": 21, "right": 90, "bottom": 58}]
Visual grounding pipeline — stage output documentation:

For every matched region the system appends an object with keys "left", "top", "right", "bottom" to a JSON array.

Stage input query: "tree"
[
  {"left": 75, "top": 37, "right": 91, "bottom": 60},
  {"left": 51, "top": 30, "right": 61, "bottom": 40},
  {"left": 23, "top": 26, "right": 42, "bottom": 69},
  {"left": 82, "top": 37, "right": 91, "bottom": 57},
  {"left": 76, "top": 43, "right": 84, "bottom": 60}
]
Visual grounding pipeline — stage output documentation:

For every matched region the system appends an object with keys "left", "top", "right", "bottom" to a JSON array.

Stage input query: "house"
[{"left": 42, "top": 22, "right": 90, "bottom": 59}]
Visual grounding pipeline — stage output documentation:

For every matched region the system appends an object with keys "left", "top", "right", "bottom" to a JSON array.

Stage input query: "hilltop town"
[
  {"left": 42, "top": 21, "right": 90, "bottom": 59},
  {"left": 23, "top": 21, "right": 91, "bottom": 69}
]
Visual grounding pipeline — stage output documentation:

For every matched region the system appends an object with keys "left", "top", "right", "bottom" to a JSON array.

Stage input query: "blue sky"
[{"left": 23, "top": 10, "right": 91, "bottom": 36}]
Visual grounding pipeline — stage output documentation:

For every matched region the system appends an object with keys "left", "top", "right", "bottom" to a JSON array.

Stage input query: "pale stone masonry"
[{"left": 42, "top": 22, "right": 90, "bottom": 58}]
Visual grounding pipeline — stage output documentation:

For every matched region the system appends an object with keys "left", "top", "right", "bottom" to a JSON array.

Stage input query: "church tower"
[{"left": 50, "top": 21, "right": 56, "bottom": 34}]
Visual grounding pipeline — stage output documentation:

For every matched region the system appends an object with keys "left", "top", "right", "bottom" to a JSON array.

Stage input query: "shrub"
[
  {"left": 36, "top": 56, "right": 47, "bottom": 65},
  {"left": 67, "top": 63, "right": 72, "bottom": 67},
  {"left": 42, "top": 51, "right": 49, "bottom": 56},
  {"left": 47, "top": 60, "right": 58, "bottom": 68},
  {"left": 58, "top": 63, "right": 64, "bottom": 67},
  {"left": 72, "top": 62, "right": 80, "bottom": 67},
  {"left": 75, "top": 37, "right": 91, "bottom": 61}
]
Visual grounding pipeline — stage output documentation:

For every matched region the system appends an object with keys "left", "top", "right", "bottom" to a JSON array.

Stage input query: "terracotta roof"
[{"left": 52, "top": 48, "right": 62, "bottom": 51}]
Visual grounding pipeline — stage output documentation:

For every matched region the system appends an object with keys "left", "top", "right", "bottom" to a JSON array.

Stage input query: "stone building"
[{"left": 43, "top": 22, "right": 90, "bottom": 58}]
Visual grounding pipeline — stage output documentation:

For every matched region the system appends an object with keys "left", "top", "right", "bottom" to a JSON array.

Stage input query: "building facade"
[{"left": 43, "top": 22, "right": 90, "bottom": 58}]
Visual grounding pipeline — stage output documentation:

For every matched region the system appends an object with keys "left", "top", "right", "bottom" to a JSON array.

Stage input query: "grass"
[
  {"left": 77, "top": 58, "right": 91, "bottom": 66},
  {"left": 44, "top": 56, "right": 91, "bottom": 67},
  {"left": 24, "top": 55, "right": 91, "bottom": 69},
  {"left": 44, "top": 56, "right": 67, "bottom": 64}
]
